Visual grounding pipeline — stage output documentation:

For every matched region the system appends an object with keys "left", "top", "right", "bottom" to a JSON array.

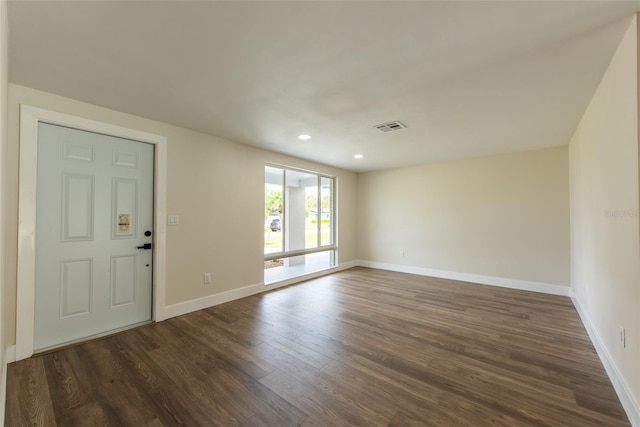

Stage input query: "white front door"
[{"left": 34, "top": 122, "right": 154, "bottom": 351}]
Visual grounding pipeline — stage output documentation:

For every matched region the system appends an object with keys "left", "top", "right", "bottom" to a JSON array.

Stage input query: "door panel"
[
  {"left": 34, "top": 122, "right": 154, "bottom": 351},
  {"left": 60, "top": 258, "right": 93, "bottom": 318},
  {"left": 111, "top": 178, "right": 137, "bottom": 239},
  {"left": 61, "top": 173, "right": 94, "bottom": 241},
  {"left": 110, "top": 255, "right": 136, "bottom": 307}
]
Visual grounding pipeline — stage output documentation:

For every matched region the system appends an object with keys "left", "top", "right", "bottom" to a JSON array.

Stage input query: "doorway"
[{"left": 16, "top": 105, "right": 168, "bottom": 360}]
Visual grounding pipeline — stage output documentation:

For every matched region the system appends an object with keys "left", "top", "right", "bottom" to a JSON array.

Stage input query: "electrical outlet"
[
  {"left": 203, "top": 273, "right": 211, "bottom": 285},
  {"left": 619, "top": 325, "right": 626, "bottom": 348}
]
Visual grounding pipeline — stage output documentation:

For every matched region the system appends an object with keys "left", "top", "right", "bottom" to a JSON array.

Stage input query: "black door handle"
[{"left": 137, "top": 243, "right": 152, "bottom": 250}]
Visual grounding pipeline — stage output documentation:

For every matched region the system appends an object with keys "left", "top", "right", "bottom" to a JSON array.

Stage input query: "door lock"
[{"left": 137, "top": 243, "right": 152, "bottom": 250}]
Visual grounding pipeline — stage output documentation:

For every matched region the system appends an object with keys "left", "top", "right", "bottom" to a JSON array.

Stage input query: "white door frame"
[{"left": 16, "top": 105, "right": 168, "bottom": 361}]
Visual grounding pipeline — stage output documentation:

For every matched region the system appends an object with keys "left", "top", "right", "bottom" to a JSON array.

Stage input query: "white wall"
[
  {"left": 4, "top": 84, "right": 357, "bottom": 347},
  {"left": 569, "top": 16, "right": 640, "bottom": 424},
  {"left": 3, "top": 14, "right": 638, "bottom": 425},
  {"left": 0, "top": 0, "right": 8, "bottom": 421},
  {"left": 357, "top": 147, "right": 570, "bottom": 290}
]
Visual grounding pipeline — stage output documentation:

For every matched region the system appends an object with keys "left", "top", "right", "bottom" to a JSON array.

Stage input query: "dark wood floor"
[{"left": 6, "top": 267, "right": 630, "bottom": 426}]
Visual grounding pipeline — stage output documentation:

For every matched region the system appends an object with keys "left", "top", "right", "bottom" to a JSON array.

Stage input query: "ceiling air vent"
[{"left": 374, "top": 121, "right": 407, "bottom": 133}]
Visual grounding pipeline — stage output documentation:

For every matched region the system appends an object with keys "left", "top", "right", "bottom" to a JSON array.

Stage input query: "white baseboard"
[
  {"left": 6, "top": 261, "right": 635, "bottom": 425},
  {"left": 356, "top": 260, "right": 571, "bottom": 296},
  {"left": 1, "top": 345, "right": 16, "bottom": 426},
  {"left": 356, "top": 261, "right": 638, "bottom": 424},
  {"left": 163, "top": 282, "right": 265, "bottom": 320},
  {"left": 336, "top": 260, "right": 360, "bottom": 270},
  {"left": 5, "top": 345, "right": 15, "bottom": 364},
  {"left": 572, "top": 297, "right": 640, "bottom": 427},
  {"left": 163, "top": 261, "right": 359, "bottom": 320},
  {"left": 0, "top": 354, "right": 6, "bottom": 427}
]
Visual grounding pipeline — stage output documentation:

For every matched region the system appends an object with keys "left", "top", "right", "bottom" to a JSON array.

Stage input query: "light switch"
[{"left": 168, "top": 215, "right": 180, "bottom": 226}]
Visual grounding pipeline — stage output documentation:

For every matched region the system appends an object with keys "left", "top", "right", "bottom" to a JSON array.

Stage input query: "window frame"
[{"left": 264, "top": 163, "right": 336, "bottom": 262}]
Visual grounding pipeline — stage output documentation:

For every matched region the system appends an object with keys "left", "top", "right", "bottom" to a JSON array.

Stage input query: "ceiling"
[{"left": 7, "top": 1, "right": 640, "bottom": 172}]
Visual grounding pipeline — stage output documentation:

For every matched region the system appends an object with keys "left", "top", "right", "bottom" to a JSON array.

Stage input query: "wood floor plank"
[
  {"left": 149, "top": 346, "right": 243, "bottom": 425},
  {"left": 260, "top": 367, "right": 389, "bottom": 426},
  {"left": 58, "top": 402, "right": 125, "bottom": 427},
  {"left": 153, "top": 320, "right": 309, "bottom": 426},
  {"left": 41, "top": 348, "right": 95, "bottom": 415},
  {"left": 5, "top": 357, "right": 57, "bottom": 426},
  {"left": 72, "top": 341, "right": 165, "bottom": 426},
  {"left": 105, "top": 335, "right": 210, "bottom": 427},
  {"left": 5, "top": 267, "right": 631, "bottom": 426}
]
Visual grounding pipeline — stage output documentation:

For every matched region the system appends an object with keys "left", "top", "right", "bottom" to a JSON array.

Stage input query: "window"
[{"left": 264, "top": 165, "right": 335, "bottom": 283}]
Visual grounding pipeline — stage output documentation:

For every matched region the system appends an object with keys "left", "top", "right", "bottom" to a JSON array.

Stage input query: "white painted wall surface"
[
  {"left": 357, "top": 147, "right": 570, "bottom": 287},
  {"left": 0, "top": 0, "right": 8, "bottom": 420},
  {"left": 4, "top": 84, "right": 358, "bottom": 347},
  {"left": 569, "top": 16, "right": 640, "bottom": 425}
]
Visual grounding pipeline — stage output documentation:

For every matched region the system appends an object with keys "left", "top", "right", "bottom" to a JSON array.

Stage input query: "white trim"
[
  {"left": 0, "top": 1, "right": 8, "bottom": 424},
  {"left": 16, "top": 105, "right": 167, "bottom": 361},
  {"left": 5, "top": 345, "right": 15, "bottom": 364},
  {"left": 164, "top": 283, "right": 265, "bottom": 320},
  {"left": 165, "top": 260, "right": 567, "bottom": 322},
  {"left": 0, "top": 355, "right": 6, "bottom": 425},
  {"left": 572, "top": 297, "right": 640, "bottom": 427},
  {"left": 266, "top": 260, "right": 358, "bottom": 290},
  {"left": 356, "top": 260, "right": 571, "bottom": 296},
  {"left": 163, "top": 261, "right": 359, "bottom": 319},
  {"left": 340, "top": 260, "right": 359, "bottom": 270},
  {"left": 1, "top": 346, "right": 15, "bottom": 425},
  {"left": 355, "top": 261, "right": 638, "bottom": 424},
  {"left": 152, "top": 132, "right": 168, "bottom": 321}
]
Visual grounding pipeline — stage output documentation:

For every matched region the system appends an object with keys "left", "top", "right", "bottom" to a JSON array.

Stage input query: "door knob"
[{"left": 137, "top": 243, "right": 152, "bottom": 250}]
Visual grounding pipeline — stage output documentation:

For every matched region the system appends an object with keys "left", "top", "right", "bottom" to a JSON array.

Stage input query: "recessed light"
[
  {"left": 298, "top": 134, "right": 311, "bottom": 140},
  {"left": 354, "top": 154, "right": 364, "bottom": 159}
]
